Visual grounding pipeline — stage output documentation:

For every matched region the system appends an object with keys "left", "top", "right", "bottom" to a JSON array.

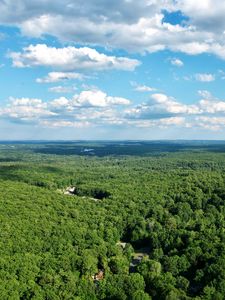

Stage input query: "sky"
[{"left": 1, "top": 1, "right": 225, "bottom": 140}]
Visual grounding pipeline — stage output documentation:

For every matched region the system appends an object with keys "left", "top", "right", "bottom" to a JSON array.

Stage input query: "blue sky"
[{"left": 1, "top": 0, "right": 225, "bottom": 140}]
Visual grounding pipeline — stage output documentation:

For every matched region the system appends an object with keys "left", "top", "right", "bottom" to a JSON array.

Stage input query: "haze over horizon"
[{"left": 1, "top": 1, "right": 225, "bottom": 140}]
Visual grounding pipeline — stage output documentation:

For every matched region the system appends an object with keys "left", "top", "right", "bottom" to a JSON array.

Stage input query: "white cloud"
[
  {"left": 125, "top": 116, "right": 186, "bottom": 128},
  {"left": 0, "top": 89, "right": 131, "bottom": 128},
  {"left": 48, "top": 86, "right": 76, "bottom": 93},
  {"left": 171, "top": 42, "right": 211, "bottom": 56},
  {"left": 1, "top": 1, "right": 225, "bottom": 59},
  {"left": 170, "top": 58, "right": 184, "bottom": 67},
  {"left": 9, "top": 44, "right": 140, "bottom": 71},
  {"left": 198, "top": 90, "right": 213, "bottom": 99},
  {"left": 9, "top": 97, "right": 46, "bottom": 108},
  {"left": 132, "top": 82, "right": 156, "bottom": 92},
  {"left": 48, "top": 90, "right": 131, "bottom": 111},
  {"left": 197, "top": 90, "right": 225, "bottom": 114},
  {"left": 37, "top": 72, "right": 83, "bottom": 83},
  {"left": 40, "top": 120, "right": 91, "bottom": 128},
  {"left": 124, "top": 90, "right": 225, "bottom": 132},
  {"left": 72, "top": 90, "right": 131, "bottom": 107},
  {"left": 16, "top": 12, "right": 212, "bottom": 56},
  {"left": 196, "top": 116, "right": 225, "bottom": 131},
  {"left": 150, "top": 93, "right": 200, "bottom": 114},
  {"left": 0, "top": 1, "right": 169, "bottom": 27},
  {"left": 177, "top": 0, "right": 225, "bottom": 31},
  {"left": 0, "top": 97, "right": 56, "bottom": 120},
  {"left": 50, "top": 97, "right": 70, "bottom": 108},
  {"left": 195, "top": 73, "right": 215, "bottom": 82},
  {"left": 125, "top": 91, "right": 225, "bottom": 122},
  {"left": 2, "top": 88, "right": 225, "bottom": 130},
  {"left": 125, "top": 93, "right": 199, "bottom": 120},
  {"left": 199, "top": 99, "right": 225, "bottom": 113},
  {"left": 1, "top": 1, "right": 225, "bottom": 76},
  {"left": 158, "top": 116, "right": 186, "bottom": 126}
]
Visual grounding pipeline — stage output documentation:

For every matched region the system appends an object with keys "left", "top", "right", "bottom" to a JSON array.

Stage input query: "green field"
[{"left": 0, "top": 141, "right": 224, "bottom": 299}]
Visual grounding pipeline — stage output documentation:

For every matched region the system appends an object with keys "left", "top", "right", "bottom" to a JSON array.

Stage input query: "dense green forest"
[{"left": 0, "top": 141, "right": 224, "bottom": 299}]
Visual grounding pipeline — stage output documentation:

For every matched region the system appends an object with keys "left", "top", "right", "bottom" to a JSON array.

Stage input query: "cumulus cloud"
[
  {"left": 198, "top": 90, "right": 213, "bottom": 99},
  {"left": 50, "top": 97, "right": 70, "bottom": 109},
  {"left": 0, "top": 89, "right": 131, "bottom": 128},
  {"left": 199, "top": 99, "right": 225, "bottom": 113},
  {"left": 135, "top": 85, "right": 156, "bottom": 92},
  {"left": 125, "top": 91, "right": 225, "bottom": 126},
  {"left": 126, "top": 93, "right": 200, "bottom": 120},
  {"left": 195, "top": 73, "right": 215, "bottom": 82},
  {"left": 49, "top": 90, "right": 131, "bottom": 111},
  {"left": 2, "top": 88, "right": 225, "bottom": 130},
  {"left": 9, "top": 44, "right": 140, "bottom": 71},
  {"left": 125, "top": 116, "right": 186, "bottom": 129},
  {"left": 1, "top": 1, "right": 225, "bottom": 59},
  {"left": 132, "top": 82, "right": 157, "bottom": 92},
  {"left": 193, "top": 95, "right": 223, "bottom": 115},
  {"left": 40, "top": 120, "right": 91, "bottom": 128},
  {"left": 196, "top": 90, "right": 225, "bottom": 115},
  {"left": 177, "top": 0, "right": 225, "bottom": 32},
  {"left": 48, "top": 86, "right": 76, "bottom": 93},
  {"left": 196, "top": 116, "right": 225, "bottom": 131},
  {"left": 0, "top": 97, "right": 56, "bottom": 120},
  {"left": 37, "top": 72, "right": 83, "bottom": 83},
  {"left": 72, "top": 90, "right": 131, "bottom": 107},
  {"left": 49, "top": 94, "right": 128, "bottom": 115},
  {"left": 170, "top": 58, "right": 184, "bottom": 67},
  {"left": 0, "top": 1, "right": 170, "bottom": 26},
  {"left": 158, "top": 116, "right": 186, "bottom": 126}
]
